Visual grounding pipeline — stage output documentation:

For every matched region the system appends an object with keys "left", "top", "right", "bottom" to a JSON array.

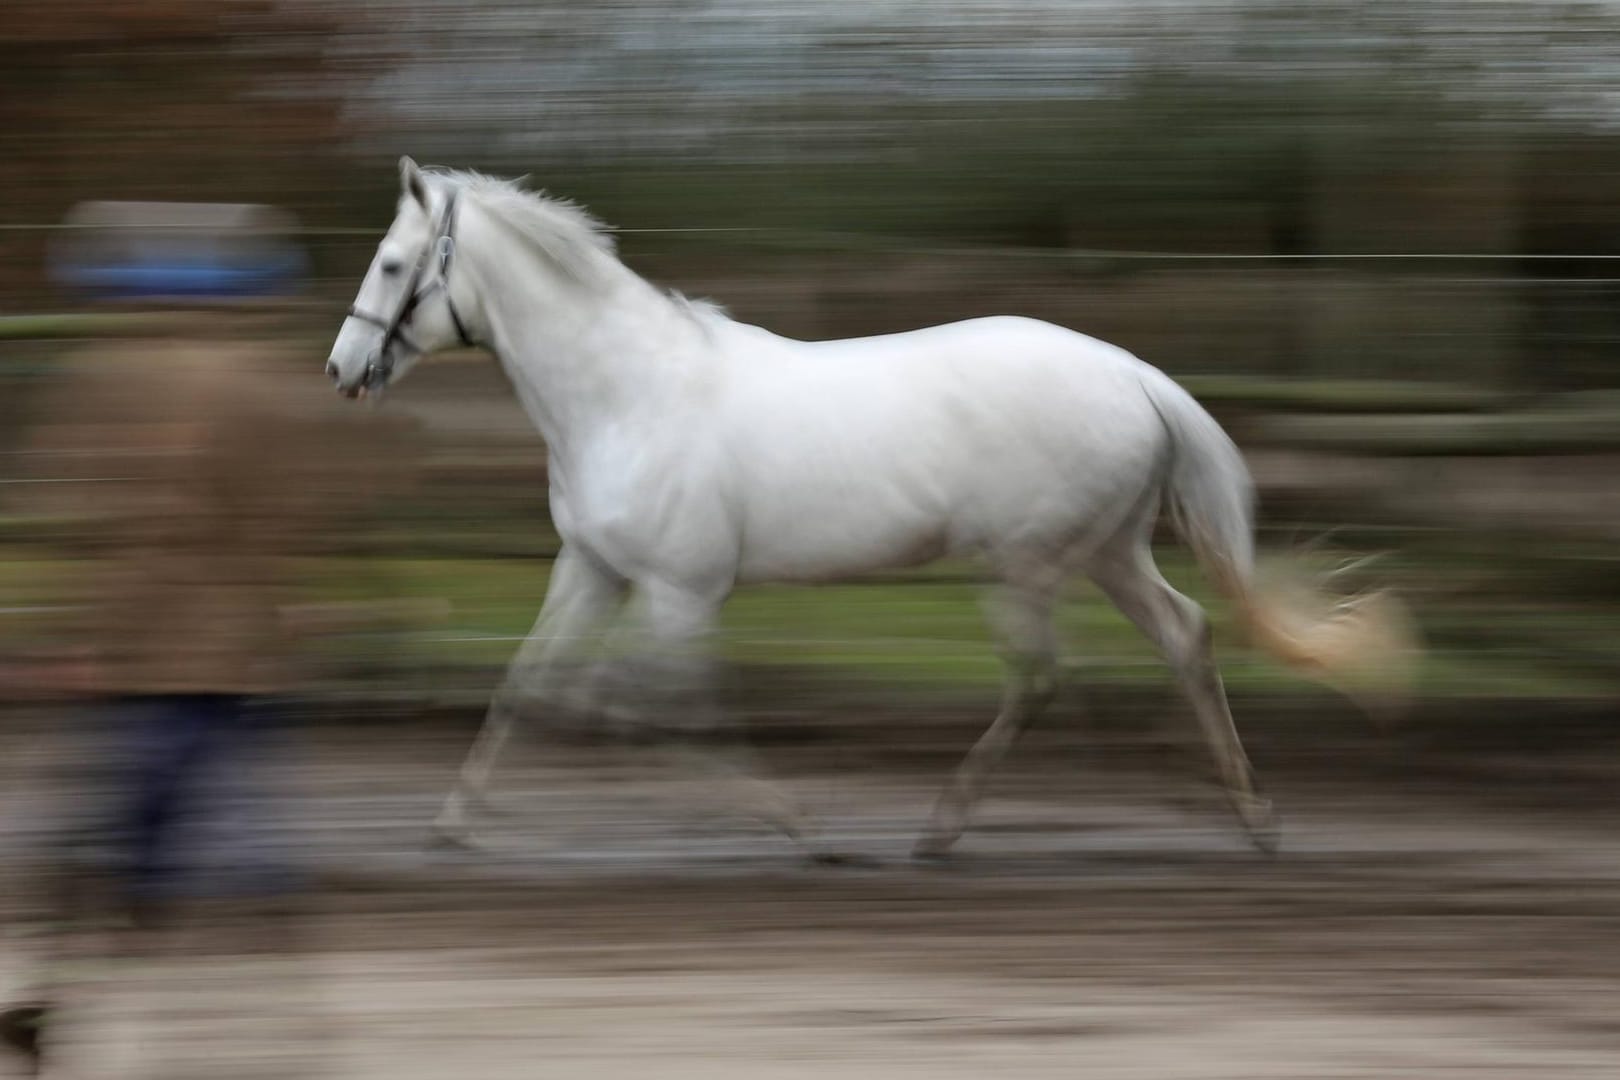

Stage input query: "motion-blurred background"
[
  {"left": 3, "top": 0, "right": 1616, "bottom": 710},
  {"left": 0, "top": 4, "right": 1617, "bottom": 1078}
]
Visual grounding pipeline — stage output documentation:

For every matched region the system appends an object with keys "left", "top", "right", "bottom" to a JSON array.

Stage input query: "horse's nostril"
[{"left": 325, "top": 361, "right": 339, "bottom": 382}]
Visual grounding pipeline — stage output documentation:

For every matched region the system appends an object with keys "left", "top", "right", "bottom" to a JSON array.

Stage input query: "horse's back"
[
  {"left": 746, "top": 314, "right": 1161, "bottom": 460},
  {"left": 797, "top": 314, "right": 1139, "bottom": 372}
]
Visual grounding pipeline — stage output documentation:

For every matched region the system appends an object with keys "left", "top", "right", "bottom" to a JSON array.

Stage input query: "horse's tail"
[{"left": 1140, "top": 370, "right": 1420, "bottom": 718}]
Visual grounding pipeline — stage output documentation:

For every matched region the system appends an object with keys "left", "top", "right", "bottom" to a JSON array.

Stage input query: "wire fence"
[{"left": 3, "top": 219, "right": 1619, "bottom": 263}]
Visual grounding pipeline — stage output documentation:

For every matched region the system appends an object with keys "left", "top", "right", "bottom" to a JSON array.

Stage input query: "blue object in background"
[
  {"left": 51, "top": 201, "right": 309, "bottom": 302},
  {"left": 59, "top": 252, "right": 307, "bottom": 300}
]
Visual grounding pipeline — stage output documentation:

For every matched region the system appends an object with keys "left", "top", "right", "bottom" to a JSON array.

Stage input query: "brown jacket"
[{"left": 21, "top": 332, "right": 413, "bottom": 695}]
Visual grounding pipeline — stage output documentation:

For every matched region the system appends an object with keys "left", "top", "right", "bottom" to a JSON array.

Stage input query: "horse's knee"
[
  {"left": 997, "top": 646, "right": 1056, "bottom": 708},
  {"left": 1023, "top": 662, "right": 1059, "bottom": 711}
]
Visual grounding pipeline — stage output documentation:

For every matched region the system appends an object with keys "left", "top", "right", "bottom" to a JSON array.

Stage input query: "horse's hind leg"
[
  {"left": 431, "top": 546, "right": 623, "bottom": 847},
  {"left": 914, "top": 577, "right": 1059, "bottom": 859},
  {"left": 1089, "top": 542, "right": 1278, "bottom": 854}
]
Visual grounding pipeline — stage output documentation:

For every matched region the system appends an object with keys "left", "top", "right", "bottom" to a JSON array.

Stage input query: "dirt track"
[{"left": 4, "top": 710, "right": 1620, "bottom": 1078}]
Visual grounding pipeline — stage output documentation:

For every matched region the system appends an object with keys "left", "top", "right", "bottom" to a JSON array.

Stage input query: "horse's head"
[{"left": 327, "top": 157, "right": 477, "bottom": 398}]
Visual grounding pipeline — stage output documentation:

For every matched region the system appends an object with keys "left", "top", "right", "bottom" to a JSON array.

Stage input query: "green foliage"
[
  {"left": 1254, "top": 395, "right": 1620, "bottom": 455},
  {"left": 1177, "top": 377, "right": 1509, "bottom": 414}
]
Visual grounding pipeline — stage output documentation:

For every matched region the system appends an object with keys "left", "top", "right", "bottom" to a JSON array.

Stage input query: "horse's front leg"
[
  {"left": 632, "top": 580, "right": 819, "bottom": 854},
  {"left": 431, "top": 546, "right": 623, "bottom": 846}
]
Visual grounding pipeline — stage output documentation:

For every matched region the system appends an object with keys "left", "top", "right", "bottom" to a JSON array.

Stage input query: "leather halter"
[{"left": 345, "top": 189, "right": 475, "bottom": 389}]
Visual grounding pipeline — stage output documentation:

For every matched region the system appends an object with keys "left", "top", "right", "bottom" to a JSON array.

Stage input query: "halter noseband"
[{"left": 345, "top": 189, "right": 476, "bottom": 389}]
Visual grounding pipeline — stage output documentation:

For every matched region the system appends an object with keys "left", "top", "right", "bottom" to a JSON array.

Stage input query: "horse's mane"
[
  {"left": 426, "top": 168, "right": 617, "bottom": 285},
  {"left": 668, "top": 291, "right": 729, "bottom": 330},
  {"left": 426, "top": 167, "right": 729, "bottom": 332}
]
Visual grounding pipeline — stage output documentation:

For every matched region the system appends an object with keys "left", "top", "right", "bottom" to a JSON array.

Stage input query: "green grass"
[
  {"left": 0, "top": 546, "right": 1614, "bottom": 704},
  {"left": 290, "top": 551, "right": 1620, "bottom": 701},
  {"left": 0, "top": 313, "right": 167, "bottom": 341}
]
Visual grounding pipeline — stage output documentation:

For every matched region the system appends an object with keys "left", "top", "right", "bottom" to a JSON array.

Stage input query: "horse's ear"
[{"left": 399, "top": 156, "right": 428, "bottom": 209}]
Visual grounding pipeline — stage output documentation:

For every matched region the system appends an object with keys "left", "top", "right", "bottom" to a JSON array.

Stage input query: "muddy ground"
[{"left": 2, "top": 700, "right": 1619, "bottom": 1079}]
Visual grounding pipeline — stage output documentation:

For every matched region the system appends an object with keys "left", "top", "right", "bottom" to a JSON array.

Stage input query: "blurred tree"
[{"left": 2, "top": 0, "right": 1618, "bottom": 388}]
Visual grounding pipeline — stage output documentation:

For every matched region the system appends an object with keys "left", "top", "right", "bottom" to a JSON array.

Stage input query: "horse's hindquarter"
[{"left": 722, "top": 317, "right": 1165, "bottom": 584}]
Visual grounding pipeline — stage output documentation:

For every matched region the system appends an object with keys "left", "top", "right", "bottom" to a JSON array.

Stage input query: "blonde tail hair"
[{"left": 1140, "top": 371, "right": 1422, "bottom": 720}]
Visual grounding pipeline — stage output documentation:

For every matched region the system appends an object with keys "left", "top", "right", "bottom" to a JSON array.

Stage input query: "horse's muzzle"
[
  {"left": 328, "top": 361, "right": 363, "bottom": 399},
  {"left": 328, "top": 354, "right": 385, "bottom": 399}
]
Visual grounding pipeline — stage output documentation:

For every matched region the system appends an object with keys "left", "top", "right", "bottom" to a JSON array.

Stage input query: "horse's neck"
[{"left": 467, "top": 227, "right": 706, "bottom": 465}]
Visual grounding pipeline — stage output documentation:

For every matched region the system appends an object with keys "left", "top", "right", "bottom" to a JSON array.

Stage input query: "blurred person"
[
  {"left": 23, "top": 297, "right": 309, "bottom": 919},
  {"left": 1, "top": 208, "right": 416, "bottom": 1073}
]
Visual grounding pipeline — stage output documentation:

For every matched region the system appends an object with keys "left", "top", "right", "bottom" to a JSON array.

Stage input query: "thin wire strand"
[{"left": 4, "top": 220, "right": 1620, "bottom": 261}]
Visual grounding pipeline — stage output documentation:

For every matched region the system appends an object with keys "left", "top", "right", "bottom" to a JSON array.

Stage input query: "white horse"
[{"left": 328, "top": 158, "right": 1412, "bottom": 859}]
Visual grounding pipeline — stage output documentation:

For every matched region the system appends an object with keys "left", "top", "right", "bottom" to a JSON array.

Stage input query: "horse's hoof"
[
  {"left": 806, "top": 850, "right": 879, "bottom": 869},
  {"left": 425, "top": 828, "right": 478, "bottom": 853},
  {"left": 1231, "top": 794, "right": 1280, "bottom": 857},
  {"left": 1247, "top": 822, "right": 1281, "bottom": 857},
  {"left": 910, "top": 835, "right": 957, "bottom": 862},
  {"left": 466, "top": 793, "right": 512, "bottom": 819}
]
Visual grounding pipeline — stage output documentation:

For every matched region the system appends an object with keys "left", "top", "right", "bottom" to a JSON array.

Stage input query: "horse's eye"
[{"left": 380, "top": 259, "right": 404, "bottom": 277}]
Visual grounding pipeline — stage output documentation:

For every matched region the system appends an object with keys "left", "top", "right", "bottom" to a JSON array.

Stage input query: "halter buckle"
[{"left": 363, "top": 349, "right": 387, "bottom": 388}]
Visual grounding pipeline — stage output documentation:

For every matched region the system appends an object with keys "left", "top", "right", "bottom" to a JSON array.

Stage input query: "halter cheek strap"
[{"left": 346, "top": 189, "right": 476, "bottom": 387}]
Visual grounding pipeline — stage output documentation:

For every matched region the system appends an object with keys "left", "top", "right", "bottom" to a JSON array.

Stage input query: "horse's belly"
[{"left": 735, "top": 497, "right": 950, "bottom": 584}]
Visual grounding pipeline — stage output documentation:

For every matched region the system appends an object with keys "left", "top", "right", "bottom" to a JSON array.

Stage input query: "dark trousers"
[{"left": 116, "top": 693, "right": 250, "bottom": 908}]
